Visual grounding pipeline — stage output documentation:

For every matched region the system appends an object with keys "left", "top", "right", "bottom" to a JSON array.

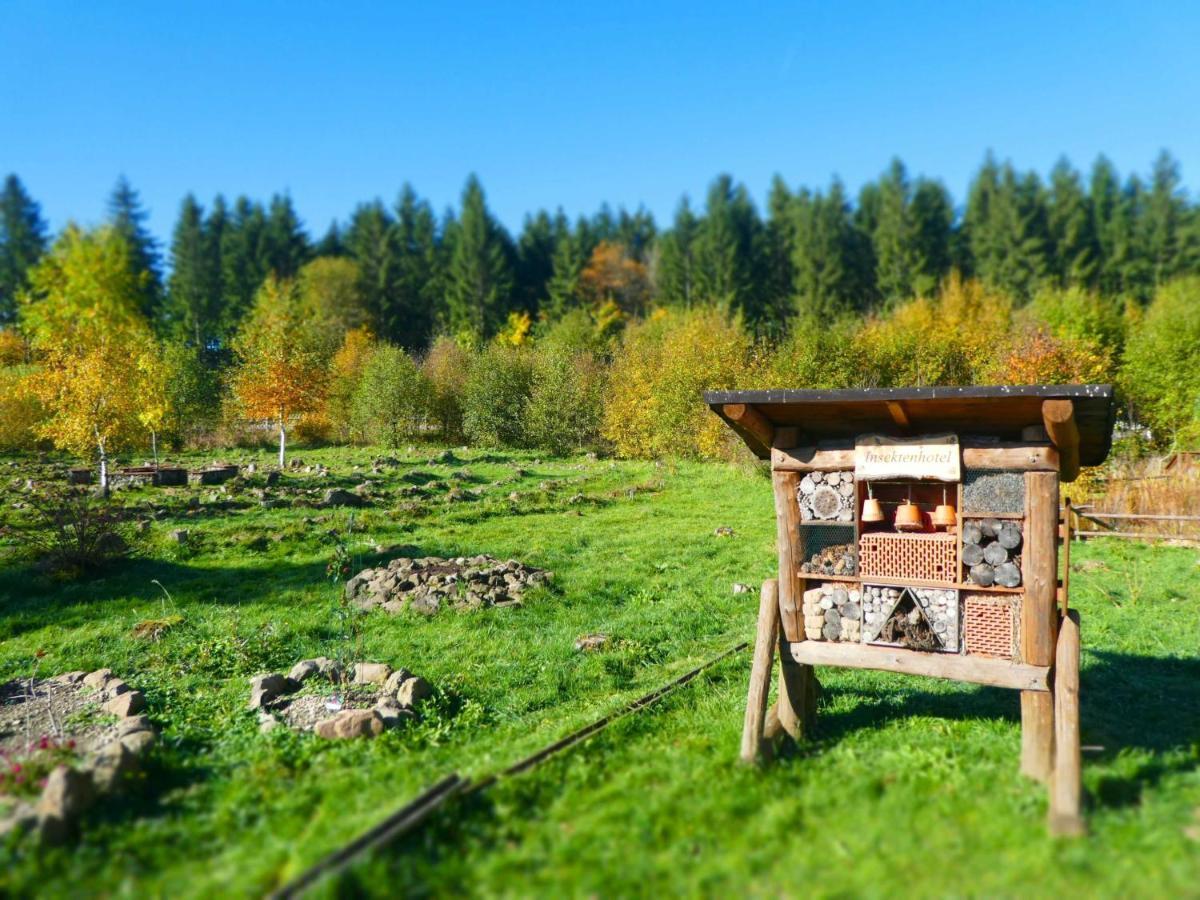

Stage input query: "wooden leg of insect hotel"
[
  {"left": 1021, "top": 470, "right": 1059, "bottom": 783},
  {"left": 1050, "top": 609, "right": 1084, "bottom": 836},
  {"left": 741, "top": 580, "right": 781, "bottom": 763}
]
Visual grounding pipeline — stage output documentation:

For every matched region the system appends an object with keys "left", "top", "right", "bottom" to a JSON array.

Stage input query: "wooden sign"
[{"left": 854, "top": 433, "right": 960, "bottom": 482}]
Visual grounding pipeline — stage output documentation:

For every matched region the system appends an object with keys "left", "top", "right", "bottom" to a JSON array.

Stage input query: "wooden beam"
[
  {"left": 722, "top": 403, "right": 775, "bottom": 457},
  {"left": 885, "top": 401, "right": 911, "bottom": 430},
  {"left": 771, "top": 472, "right": 803, "bottom": 643},
  {"left": 784, "top": 640, "right": 1050, "bottom": 691},
  {"left": 1049, "top": 610, "right": 1084, "bottom": 836},
  {"left": 1043, "top": 399, "right": 1081, "bottom": 483},
  {"left": 1021, "top": 470, "right": 1059, "bottom": 782},
  {"left": 741, "top": 580, "right": 780, "bottom": 764},
  {"left": 772, "top": 443, "right": 1059, "bottom": 473}
]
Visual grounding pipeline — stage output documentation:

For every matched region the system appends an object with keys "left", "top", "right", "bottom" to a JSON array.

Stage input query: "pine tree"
[
  {"left": 0, "top": 174, "right": 47, "bottom": 324},
  {"left": 392, "top": 184, "right": 442, "bottom": 350},
  {"left": 545, "top": 216, "right": 585, "bottom": 320},
  {"left": 260, "top": 194, "right": 310, "bottom": 278},
  {"left": 909, "top": 178, "right": 954, "bottom": 295},
  {"left": 445, "top": 175, "right": 513, "bottom": 342},
  {"left": 515, "top": 210, "right": 556, "bottom": 316},
  {"left": 872, "top": 159, "right": 918, "bottom": 304},
  {"left": 107, "top": 175, "right": 163, "bottom": 321},
  {"left": 166, "top": 194, "right": 216, "bottom": 345},
  {"left": 344, "top": 200, "right": 397, "bottom": 339},
  {"left": 1047, "top": 158, "right": 1099, "bottom": 288},
  {"left": 220, "top": 197, "right": 267, "bottom": 337},
  {"left": 792, "top": 180, "right": 873, "bottom": 317}
]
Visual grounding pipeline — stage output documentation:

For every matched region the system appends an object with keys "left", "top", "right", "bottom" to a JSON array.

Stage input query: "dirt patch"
[
  {"left": 0, "top": 679, "right": 120, "bottom": 755},
  {"left": 269, "top": 687, "right": 382, "bottom": 732}
]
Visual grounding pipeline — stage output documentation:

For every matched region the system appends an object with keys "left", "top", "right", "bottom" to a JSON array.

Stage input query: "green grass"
[{"left": 0, "top": 447, "right": 1198, "bottom": 898}]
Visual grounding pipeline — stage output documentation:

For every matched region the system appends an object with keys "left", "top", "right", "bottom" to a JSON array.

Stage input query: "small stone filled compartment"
[
  {"left": 961, "top": 518, "right": 1023, "bottom": 587},
  {"left": 798, "top": 523, "right": 857, "bottom": 576},
  {"left": 801, "top": 582, "right": 862, "bottom": 643},
  {"left": 962, "top": 469, "right": 1025, "bottom": 515},
  {"left": 796, "top": 470, "right": 855, "bottom": 522},
  {"left": 862, "top": 584, "right": 959, "bottom": 652},
  {"left": 963, "top": 592, "right": 1020, "bottom": 659}
]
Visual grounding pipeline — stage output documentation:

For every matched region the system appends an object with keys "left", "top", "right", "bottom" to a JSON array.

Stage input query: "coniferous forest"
[{"left": 3, "top": 151, "right": 1200, "bottom": 465}]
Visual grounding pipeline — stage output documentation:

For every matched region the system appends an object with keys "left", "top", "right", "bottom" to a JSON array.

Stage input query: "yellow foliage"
[
  {"left": 0, "top": 329, "right": 26, "bottom": 366},
  {"left": 985, "top": 327, "right": 1113, "bottom": 386},
  {"left": 325, "top": 326, "right": 376, "bottom": 440},
  {"left": 603, "top": 307, "right": 755, "bottom": 458},
  {"left": 0, "top": 366, "right": 45, "bottom": 451},
  {"left": 497, "top": 311, "right": 533, "bottom": 347}
]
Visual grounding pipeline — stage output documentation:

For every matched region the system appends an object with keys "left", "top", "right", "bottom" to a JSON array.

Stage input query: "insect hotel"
[{"left": 707, "top": 385, "right": 1115, "bottom": 835}]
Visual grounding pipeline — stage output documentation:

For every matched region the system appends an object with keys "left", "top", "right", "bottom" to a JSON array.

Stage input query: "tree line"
[{"left": 3, "top": 151, "right": 1199, "bottom": 351}]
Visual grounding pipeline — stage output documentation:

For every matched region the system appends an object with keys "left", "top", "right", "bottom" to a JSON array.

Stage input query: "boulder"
[
  {"left": 287, "top": 659, "right": 320, "bottom": 684},
  {"left": 314, "top": 709, "right": 385, "bottom": 739},
  {"left": 0, "top": 802, "right": 36, "bottom": 840},
  {"left": 101, "top": 677, "right": 130, "bottom": 698},
  {"left": 119, "top": 730, "right": 155, "bottom": 756},
  {"left": 82, "top": 668, "right": 113, "bottom": 689},
  {"left": 53, "top": 671, "right": 87, "bottom": 685},
  {"left": 353, "top": 662, "right": 392, "bottom": 685},
  {"left": 250, "top": 673, "right": 290, "bottom": 695},
  {"left": 102, "top": 690, "right": 145, "bottom": 717},
  {"left": 116, "top": 715, "right": 153, "bottom": 737},
  {"left": 36, "top": 766, "right": 96, "bottom": 843},
  {"left": 373, "top": 697, "right": 410, "bottom": 729},
  {"left": 382, "top": 668, "right": 414, "bottom": 696},
  {"left": 88, "top": 740, "right": 137, "bottom": 794},
  {"left": 314, "top": 657, "right": 344, "bottom": 682},
  {"left": 169, "top": 528, "right": 189, "bottom": 544},
  {"left": 396, "top": 675, "right": 432, "bottom": 708},
  {"left": 322, "top": 489, "right": 364, "bottom": 508}
]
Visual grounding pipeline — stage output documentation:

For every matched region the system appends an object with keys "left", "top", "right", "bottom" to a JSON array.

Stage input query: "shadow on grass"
[{"left": 808, "top": 649, "right": 1200, "bottom": 809}]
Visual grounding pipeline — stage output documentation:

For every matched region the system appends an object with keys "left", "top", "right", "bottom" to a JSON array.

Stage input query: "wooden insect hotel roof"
[{"left": 705, "top": 384, "right": 1115, "bottom": 475}]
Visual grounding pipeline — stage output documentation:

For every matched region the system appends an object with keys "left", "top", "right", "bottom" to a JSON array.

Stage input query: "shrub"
[
  {"left": 602, "top": 308, "right": 754, "bottom": 458},
  {"left": 1122, "top": 277, "right": 1200, "bottom": 447},
  {"left": 462, "top": 343, "right": 534, "bottom": 448},
  {"left": 351, "top": 344, "right": 429, "bottom": 448},
  {"left": 984, "top": 326, "right": 1114, "bottom": 387},
  {"left": 325, "top": 327, "right": 376, "bottom": 442},
  {"left": 422, "top": 336, "right": 471, "bottom": 441},
  {"left": 526, "top": 349, "right": 607, "bottom": 454},
  {"left": 0, "top": 366, "right": 45, "bottom": 451},
  {"left": 26, "top": 487, "right": 129, "bottom": 575}
]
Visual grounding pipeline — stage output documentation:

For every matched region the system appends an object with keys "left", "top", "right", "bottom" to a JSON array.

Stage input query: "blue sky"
[{"left": 2, "top": 1, "right": 1197, "bottom": 244}]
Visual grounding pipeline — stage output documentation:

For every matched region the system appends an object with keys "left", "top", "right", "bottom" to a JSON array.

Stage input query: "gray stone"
[
  {"left": 322, "top": 488, "right": 364, "bottom": 508},
  {"left": 731, "top": 582, "right": 751, "bottom": 594},
  {"left": 169, "top": 529, "right": 189, "bottom": 544},
  {"left": 87, "top": 740, "right": 138, "bottom": 794},
  {"left": 287, "top": 660, "right": 320, "bottom": 684},
  {"left": 0, "top": 802, "right": 36, "bottom": 840},
  {"left": 374, "top": 697, "right": 410, "bottom": 728},
  {"left": 383, "top": 668, "right": 414, "bottom": 695},
  {"left": 53, "top": 671, "right": 86, "bottom": 685},
  {"left": 102, "top": 690, "right": 145, "bottom": 717},
  {"left": 249, "top": 673, "right": 290, "bottom": 695},
  {"left": 101, "top": 677, "right": 130, "bottom": 698},
  {"left": 258, "top": 712, "right": 280, "bottom": 733}
]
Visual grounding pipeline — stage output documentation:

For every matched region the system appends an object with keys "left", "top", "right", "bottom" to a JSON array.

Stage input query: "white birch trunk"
[{"left": 278, "top": 419, "right": 286, "bottom": 468}]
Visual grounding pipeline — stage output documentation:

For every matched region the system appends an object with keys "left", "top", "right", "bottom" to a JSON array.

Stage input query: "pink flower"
[
  {"left": 38, "top": 736, "right": 49, "bottom": 750},
  {"left": 10, "top": 763, "right": 21, "bottom": 774},
  {"left": 65, "top": 739, "right": 76, "bottom": 750}
]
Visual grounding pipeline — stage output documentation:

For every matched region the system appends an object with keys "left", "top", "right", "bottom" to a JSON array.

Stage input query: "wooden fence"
[{"left": 1062, "top": 504, "right": 1200, "bottom": 543}]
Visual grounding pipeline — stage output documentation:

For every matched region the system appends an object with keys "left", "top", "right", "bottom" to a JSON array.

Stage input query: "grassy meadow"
[{"left": 0, "top": 447, "right": 1197, "bottom": 898}]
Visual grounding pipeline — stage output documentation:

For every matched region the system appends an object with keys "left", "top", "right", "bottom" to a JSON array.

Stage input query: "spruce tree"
[
  {"left": 392, "top": 184, "right": 442, "bottom": 350},
  {"left": 1142, "top": 150, "right": 1187, "bottom": 288},
  {"left": 762, "top": 176, "right": 796, "bottom": 322},
  {"left": 107, "top": 175, "right": 163, "bottom": 321},
  {"left": 260, "top": 194, "right": 310, "bottom": 278},
  {"left": 316, "top": 221, "right": 346, "bottom": 257},
  {"left": 545, "top": 215, "right": 585, "bottom": 320},
  {"left": 344, "top": 200, "right": 397, "bottom": 339},
  {"left": 166, "top": 195, "right": 216, "bottom": 345},
  {"left": 872, "top": 159, "right": 917, "bottom": 304},
  {"left": 909, "top": 178, "right": 954, "bottom": 295},
  {"left": 0, "top": 174, "right": 47, "bottom": 324},
  {"left": 515, "top": 210, "right": 556, "bottom": 316},
  {"left": 692, "top": 175, "right": 765, "bottom": 321},
  {"left": 1089, "top": 156, "right": 1124, "bottom": 295},
  {"left": 220, "top": 197, "right": 267, "bottom": 337},
  {"left": 445, "top": 175, "right": 513, "bottom": 342},
  {"left": 792, "top": 180, "right": 873, "bottom": 317},
  {"left": 616, "top": 207, "right": 657, "bottom": 262},
  {"left": 1047, "top": 158, "right": 1099, "bottom": 288}
]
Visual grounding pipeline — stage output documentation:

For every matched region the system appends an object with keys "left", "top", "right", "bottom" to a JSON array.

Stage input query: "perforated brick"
[
  {"left": 963, "top": 593, "right": 1020, "bottom": 659},
  {"left": 858, "top": 532, "right": 957, "bottom": 584}
]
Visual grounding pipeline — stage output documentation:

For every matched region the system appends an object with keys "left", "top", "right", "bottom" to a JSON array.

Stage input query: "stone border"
[
  {"left": 0, "top": 669, "right": 157, "bottom": 844},
  {"left": 250, "top": 658, "right": 432, "bottom": 739}
]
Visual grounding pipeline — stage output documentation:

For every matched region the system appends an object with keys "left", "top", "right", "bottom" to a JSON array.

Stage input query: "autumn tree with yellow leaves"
[
  {"left": 19, "top": 225, "right": 164, "bottom": 493},
  {"left": 230, "top": 275, "right": 324, "bottom": 466}
]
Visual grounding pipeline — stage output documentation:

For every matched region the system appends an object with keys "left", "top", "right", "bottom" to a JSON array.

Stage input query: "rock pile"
[
  {"left": 249, "top": 658, "right": 432, "bottom": 739},
  {"left": 345, "top": 555, "right": 551, "bottom": 615},
  {"left": 0, "top": 669, "right": 157, "bottom": 845},
  {"left": 802, "top": 583, "right": 862, "bottom": 642}
]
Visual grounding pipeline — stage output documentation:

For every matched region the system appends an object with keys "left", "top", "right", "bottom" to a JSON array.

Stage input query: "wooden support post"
[
  {"left": 1021, "top": 470, "right": 1059, "bottom": 782},
  {"left": 776, "top": 652, "right": 815, "bottom": 740},
  {"left": 1050, "top": 610, "right": 1084, "bottom": 836},
  {"left": 771, "top": 471, "right": 803, "bottom": 642},
  {"left": 741, "top": 580, "right": 780, "bottom": 764},
  {"left": 1043, "top": 399, "right": 1081, "bottom": 484}
]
